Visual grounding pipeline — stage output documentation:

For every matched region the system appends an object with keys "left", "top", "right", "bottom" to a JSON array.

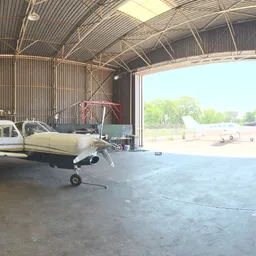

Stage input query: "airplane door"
[{"left": 0, "top": 124, "right": 24, "bottom": 152}]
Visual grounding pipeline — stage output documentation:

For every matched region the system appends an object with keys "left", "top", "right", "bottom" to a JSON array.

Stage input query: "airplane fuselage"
[{"left": 0, "top": 120, "right": 110, "bottom": 169}]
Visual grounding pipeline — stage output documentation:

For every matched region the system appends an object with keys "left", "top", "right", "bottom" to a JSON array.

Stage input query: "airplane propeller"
[
  {"left": 73, "top": 106, "right": 114, "bottom": 167},
  {"left": 98, "top": 106, "right": 115, "bottom": 167}
]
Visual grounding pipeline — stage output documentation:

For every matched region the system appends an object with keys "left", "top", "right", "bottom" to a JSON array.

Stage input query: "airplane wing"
[{"left": 0, "top": 151, "right": 28, "bottom": 158}]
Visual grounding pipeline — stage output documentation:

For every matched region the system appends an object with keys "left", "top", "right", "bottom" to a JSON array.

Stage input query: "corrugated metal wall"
[
  {"left": 0, "top": 58, "right": 13, "bottom": 113},
  {"left": 16, "top": 58, "right": 52, "bottom": 122},
  {"left": 113, "top": 73, "right": 131, "bottom": 124},
  {"left": 56, "top": 62, "right": 86, "bottom": 124},
  {"left": 0, "top": 57, "right": 114, "bottom": 124},
  {"left": 85, "top": 65, "right": 113, "bottom": 124}
]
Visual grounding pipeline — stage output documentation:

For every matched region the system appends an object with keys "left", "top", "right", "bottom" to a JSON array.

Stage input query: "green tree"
[
  {"left": 200, "top": 109, "right": 225, "bottom": 124},
  {"left": 214, "top": 112, "right": 225, "bottom": 123},
  {"left": 174, "top": 96, "right": 202, "bottom": 124},
  {"left": 243, "top": 111, "right": 256, "bottom": 123},
  {"left": 161, "top": 100, "right": 178, "bottom": 125},
  {"left": 144, "top": 101, "right": 163, "bottom": 125}
]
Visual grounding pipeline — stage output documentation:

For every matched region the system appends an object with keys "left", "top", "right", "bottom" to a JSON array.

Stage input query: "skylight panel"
[{"left": 118, "top": 0, "right": 171, "bottom": 22}]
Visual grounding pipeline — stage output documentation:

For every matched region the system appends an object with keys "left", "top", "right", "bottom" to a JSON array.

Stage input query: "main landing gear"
[
  {"left": 70, "top": 165, "right": 107, "bottom": 189},
  {"left": 220, "top": 135, "right": 233, "bottom": 143}
]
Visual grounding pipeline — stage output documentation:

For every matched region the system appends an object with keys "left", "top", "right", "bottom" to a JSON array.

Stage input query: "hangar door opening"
[{"left": 142, "top": 61, "right": 256, "bottom": 151}]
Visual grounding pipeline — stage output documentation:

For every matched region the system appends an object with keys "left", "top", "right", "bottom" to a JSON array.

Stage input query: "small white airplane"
[
  {"left": 182, "top": 116, "right": 256, "bottom": 143},
  {"left": 0, "top": 108, "right": 114, "bottom": 186}
]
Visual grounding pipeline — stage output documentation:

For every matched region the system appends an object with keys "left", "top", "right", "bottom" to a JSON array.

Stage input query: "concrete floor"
[{"left": 1, "top": 145, "right": 256, "bottom": 256}]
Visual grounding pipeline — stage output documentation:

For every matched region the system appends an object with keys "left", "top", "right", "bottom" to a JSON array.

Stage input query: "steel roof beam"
[
  {"left": 218, "top": 0, "right": 238, "bottom": 52},
  {"left": 187, "top": 23, "right": 206, "bottom": 56},
  {"left": 57, "top": 0, "right": 129, "bottom": 60},
  {"left": 153, "top": 10, "right": 178, "bottom": 49},
  {"left": 15, "top": 0, "right": 36, "bottom": 54},
  {"left": 154, "top": 36, "right": 175, "bottom": 60},
  {"left": 202, "top": 0, "right": 246, "bottom": 31},
  {"left": 53, "top": 0, "right": 109, "bottom": 59},
  {"left": 97, "top": 3, "right": 256, "bottom": 69},
  {"left": 101, "top": 52, "right": 132, "bottom": 72},
  {"left": 230, "top": 11, "right": 256, "bottom": 19},
  {"left": 0, "top": 40, "right": 15, "bottom": 51},
  {"left": 90, "top": 12, "right": 175, "bottom": 63},
  {"left": 178, "top": 8, "right": 206, "bottom": 57},
  {"left": 122, "top": 40, "right": 151, "bottom": 66}
]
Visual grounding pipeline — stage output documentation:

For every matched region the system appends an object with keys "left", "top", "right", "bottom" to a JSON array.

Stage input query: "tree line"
[{"left": 144, "top": 96, "right": 256, "bottom": 128}]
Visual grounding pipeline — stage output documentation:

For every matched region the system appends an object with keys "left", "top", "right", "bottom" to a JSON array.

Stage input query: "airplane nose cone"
[{"left": 92, "top": 139, "right": 111, "bottom": 150}]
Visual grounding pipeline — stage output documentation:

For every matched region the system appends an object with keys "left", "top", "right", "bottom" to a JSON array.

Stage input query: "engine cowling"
[{"left": 80, "top": 155, "right": 100, "bottom": 165}]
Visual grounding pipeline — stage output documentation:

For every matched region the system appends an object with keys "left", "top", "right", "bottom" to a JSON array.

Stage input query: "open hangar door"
[{"left": 113, "top": 72, "right": 144, "bottom": 149}]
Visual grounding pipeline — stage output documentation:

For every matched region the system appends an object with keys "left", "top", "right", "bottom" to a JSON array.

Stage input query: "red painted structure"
[{"left": 81, "top": 101, "right": 122, "bottom": 124}]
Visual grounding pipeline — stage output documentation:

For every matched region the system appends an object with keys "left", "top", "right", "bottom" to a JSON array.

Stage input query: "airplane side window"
[
  {"left": 11, "top": 126, "right": 18, "bottom": 137},
  {"left": 15, "top": 122, "right": 23, "bottom": 134},
  {"left": 24, "top": 122, "right": 47, "bottom": 136},
  {"left": 2, "top": 126, "right": 10, "bottom": 137}
]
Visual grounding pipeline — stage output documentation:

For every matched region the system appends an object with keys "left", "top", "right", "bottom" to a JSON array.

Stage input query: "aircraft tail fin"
[{"left": 182, "top": 116, "right": 200, "bottom": 130}]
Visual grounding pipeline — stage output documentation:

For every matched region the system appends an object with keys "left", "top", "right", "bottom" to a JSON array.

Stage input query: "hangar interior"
[
  {"left": 2, "top": 1, "right": 256, "bottom": 256},
  {"left": 1, "top": 0, "right": 256, "bottom": 148}
]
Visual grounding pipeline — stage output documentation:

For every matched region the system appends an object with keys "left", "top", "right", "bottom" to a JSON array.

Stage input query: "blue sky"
[{"left": 143, "top": 61, "right": 256, "bottom": 116}]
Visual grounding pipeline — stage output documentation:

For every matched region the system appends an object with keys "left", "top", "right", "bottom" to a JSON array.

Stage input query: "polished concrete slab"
[{"left": 1, "top": 149, "right": 256, "bottom": 256}]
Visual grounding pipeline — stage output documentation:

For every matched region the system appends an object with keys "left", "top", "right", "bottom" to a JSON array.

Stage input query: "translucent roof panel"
[{"left": 118, "top": 0, "right": 171, "bottom": 22}]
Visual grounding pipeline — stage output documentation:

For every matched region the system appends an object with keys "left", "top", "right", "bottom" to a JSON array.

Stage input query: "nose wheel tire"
[
  {"left": 250, "top": 138, "right": 254, "bottom": 142},
  {"left": 70, "top": 174, "right": 82, "bottom": 186},
  {"left": 229, "top": 135, "right": 233, "bottom": 140},
  {"left": 220, "top": 138, "right": 225, "bottom": 143}
]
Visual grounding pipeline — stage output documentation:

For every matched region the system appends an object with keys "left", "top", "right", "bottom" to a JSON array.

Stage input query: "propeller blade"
[
  {"left": 101, "top": 149, "right": 114, "bottom": 167},
  {"left": 99, "top": 106, "right": 106, "bottom": 139},
  {"left": 73, "top": 147, "right": 96, "bottom": 164}
]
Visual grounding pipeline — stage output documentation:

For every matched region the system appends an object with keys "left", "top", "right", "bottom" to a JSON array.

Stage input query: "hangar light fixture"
[
  {"left": 118, "top": 0, "right": 171, "bottom": 22},
  {"left": 28, "top": 11, "right": 40, "bottom": 21},
  {"left": 114, "top": 75, "right": 120, "bottom": 80}
]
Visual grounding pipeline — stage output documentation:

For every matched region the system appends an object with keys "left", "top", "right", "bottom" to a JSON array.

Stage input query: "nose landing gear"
[
  {"left": 70, "top": 166, "right": 82, "bottom": 186},
  {"left": 69, "top": 165, "right": 107, "bottom": 189}
]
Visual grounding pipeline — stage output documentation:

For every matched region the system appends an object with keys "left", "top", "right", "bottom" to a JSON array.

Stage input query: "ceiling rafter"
[
  {"left": 53, "top": 0, "right": 110, "bottom": 59},
  {"left": 230, "top": 11, "right": 256, "bottom": 19},
  {"left": 89, "top": 9, "right": 178, "bottom": 63},
  {"left": 202, "top": 0, "right": 246, "bottom": 31},
  {"left": 55, "top": 0, "right": 129, "bottom": 61},
  {"left": 179, "top": 9, "right": 206, "bottom": 57},
  {"left": 15, "top": 0, "right": 35, "bottom": 55},
  {"left": 153, "top": 10, "right": 178, "bottom": 49},
  {"left": 187, "top": 23, "right": 206, "bottom": 56},
  {"left": 16, "top": 0, "right": 50, "bottom": 55},
  {"left": 218, "top": 0, "right": 238, "bottom": 52},
  {"left": 95, "top": 3, "right": 256, "bottom": 69},
  {"left": 122, "top": 40, "right": 151, "bottom": 66}
]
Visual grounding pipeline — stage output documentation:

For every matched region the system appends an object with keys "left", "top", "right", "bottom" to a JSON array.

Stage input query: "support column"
[
  {"left": 52, "top": 60, "right": 57, "bottom": 116},
  {"left": 133, "top": 73, "right": 144, "bottom": 147},
  {"left": 13, "top": 57, "right": 17, "bottom": 122},
  {"left": 130, "top": 73, "right": 132, "bottom": 124}
]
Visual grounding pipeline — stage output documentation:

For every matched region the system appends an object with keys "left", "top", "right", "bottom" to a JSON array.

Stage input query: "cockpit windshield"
[
  {"left": 39, "top": 122, "right": 57, "bottom": 132},
  {"left": 15, "top": 121, "right": 57, "bottom": 137}
]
